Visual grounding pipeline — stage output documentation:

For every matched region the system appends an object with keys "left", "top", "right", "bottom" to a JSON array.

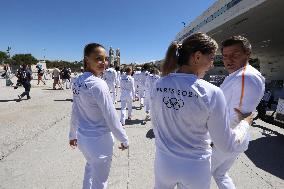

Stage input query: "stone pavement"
[{"left": 0, "top": 78, "right": 283, "bottom": 189}]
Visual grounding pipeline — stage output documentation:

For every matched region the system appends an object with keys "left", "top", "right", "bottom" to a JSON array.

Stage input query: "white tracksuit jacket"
[
  {"left": 150, "top": 73, "right": 250, "bottom": 189},
  {"left": 69, "top": 72, "right": 128, "bottom": 189},
  {"left": 211, "top": 64, "right": 265, "bottom": 189},
  {"left": 120, "top": 74, "right": 135, "bottom": 124},
  {"left": 145, "top": 74, "right": 160, "bottom": 113},
  {"left": 120, "top": 74, "right": 135, "bottom": 101},
  {"left": 103, "top": 68, "right": 117, "bottom": 102}
]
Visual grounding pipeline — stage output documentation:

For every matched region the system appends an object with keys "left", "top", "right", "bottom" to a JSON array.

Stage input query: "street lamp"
[
  {"left": 6, "top": 46, "right": 11, "bottom": 58},
  {"left": 42, "top": 48, "right": 46, "bottom": 61}
]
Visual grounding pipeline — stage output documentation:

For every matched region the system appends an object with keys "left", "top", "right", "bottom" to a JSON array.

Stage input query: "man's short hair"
[
  {"left": 125, "top": 67, "right": 132, "bottom": 73},
  {"left": 221, "top": 36, "right": 252, "bottom": 53}
]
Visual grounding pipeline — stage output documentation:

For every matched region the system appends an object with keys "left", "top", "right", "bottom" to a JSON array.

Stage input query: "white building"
[{"left": 175, "top": 0, "right": 284, "bottom": 84}]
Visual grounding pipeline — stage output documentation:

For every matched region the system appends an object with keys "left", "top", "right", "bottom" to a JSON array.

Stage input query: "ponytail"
[
  {"left": 162, "top": 33, "right": 218, "bottom": 77},
  {"left": 162, "top": 42, "right": 179, "bottom": 76}
]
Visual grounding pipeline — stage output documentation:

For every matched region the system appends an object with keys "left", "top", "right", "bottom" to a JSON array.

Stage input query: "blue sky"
[{"left": 0, "top": 0, "right": 215, "bottom": 63}]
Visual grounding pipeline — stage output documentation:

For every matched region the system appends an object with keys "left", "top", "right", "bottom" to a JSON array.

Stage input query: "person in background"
[
  {"left": 18, "top": 64, "right": 33, "bottom": 100},
  {"left": 137, "top": 64, "right": 150, "bottom": 108},
  {"left": 115, "top": 66, "right": 121, "bottom": 98},
  {"left": 103, "top": 64, "right": 117, "bottom": 103},
  {"left": 52, "top": 67, "right": 62, "bottom": 90},
  {"left": 2, "top": 64, "right": 13, "bottom": 86},
  {"left": 120, "top": 67, "right": 135, "bottom": 126},
  {"left": 36, "top": 64, "right": 46, "bottom": 85},
  {"left": 133, "top": 68, "right": 141, "bottom": 101},
  {"left": 144, "top": 67, "right": 160, "bottom": 121},
  {"left": 61, "top": 67, "right": 71, "bottom": 89}
]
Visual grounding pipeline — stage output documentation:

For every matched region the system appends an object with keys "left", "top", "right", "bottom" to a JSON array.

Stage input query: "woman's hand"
[
  {"left": 118, "top": 143, "right": 128, "bottom": 151},
  {"left": 234, "top": 108, "right": 254, "bottom": 125},
  {"left": 69, "top": 139, "right": 77, "bottom": 149}
]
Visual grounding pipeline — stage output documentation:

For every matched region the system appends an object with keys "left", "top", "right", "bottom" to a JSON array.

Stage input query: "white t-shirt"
[
  {"left": 104, "top": 68, "right": 117, "bottom": 86},
  {"left": 52, "top": 68, "right": 60, "bottom": 78},
  {"left": 145, "top": 74, "right": 160, "bottom": 95},
  {"left": 137, "top": 71, "right": 149, "bottom": 90},
  {"left": 150, "top": 73, "right": 249, "bottom": 160},
  {"left": 120, "top": 74, "right": 135, "bottom": 100},
  {"left": 69, "top": 72, "right": 129, "bottom": 147}
]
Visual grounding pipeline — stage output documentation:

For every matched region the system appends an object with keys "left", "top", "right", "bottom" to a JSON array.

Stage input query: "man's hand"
[
  {"left": 69, "top": 139, "right": 77, "bottom": 149},
  {"left": 118, "top": 143, "right": 128, "bottom": 151},
  {"left": 234, "top": 108, "right": 253, "bottom": 125}
]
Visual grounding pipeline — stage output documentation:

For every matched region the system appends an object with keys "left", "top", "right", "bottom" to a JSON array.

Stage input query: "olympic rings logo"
[{"left": 163, "top": 97, "right": 184, "bottom": 110}]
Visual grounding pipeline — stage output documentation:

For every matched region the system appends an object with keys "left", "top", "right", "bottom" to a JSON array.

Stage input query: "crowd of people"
[
  {"left": 102, "top": 63, "right": 161, "bottom": 125},
  {"left": 0, "top": 32, "right": 267, "bottom": 189},
  {"left": 69, "top": 33, "right": 265, "bottom": 189},
  {"left": 0, "top": 65, "right": 77, "bottom": 100}
]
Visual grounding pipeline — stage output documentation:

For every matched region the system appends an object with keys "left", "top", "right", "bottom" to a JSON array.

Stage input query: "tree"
[
  {"left": 0, "top": 51, "right": 8, "bottom": 64},
  {"left": 46, "top": 60, "right": 83, "bottom": 72},
  {"left": 11, "top": 54, "right": 37, "bottom": 66}
]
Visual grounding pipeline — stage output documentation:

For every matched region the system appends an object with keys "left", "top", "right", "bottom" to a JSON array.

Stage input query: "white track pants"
[
  {"left": 107, "top": 83, "right": 116, "bottom": 103},
  {"left": 211, "top": 147, "right": 238, "bottom": 189},
  {"left": 62, "top": 79, "right": 70, "bottom": 89},
  {"left": 135, "top": 84, "right": 139, "bottom": 97},
  {"left": 144, "top": 92, "right": 150, "bottom": 113},
  {"left": 138, "top": 86, "right": 145, "bottom": 106},
  {"left": 120, "top": 98, "right": 133, "bottom": 125},
  {"left": 77, "top": 132, "right": 114, "bottom": 189},
  {"left": 154, "top": 149, "right": 211, "bottom": 189}
]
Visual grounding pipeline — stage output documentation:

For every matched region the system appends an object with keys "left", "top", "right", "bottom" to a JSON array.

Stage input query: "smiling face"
[
  {"left": 85, "top": 47, "right": 107, "bottom": 76},
  {"left": 222, "top": 43, "right": 250, "bottom": 74}
]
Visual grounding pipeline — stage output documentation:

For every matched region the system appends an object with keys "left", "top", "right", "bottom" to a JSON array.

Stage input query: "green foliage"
[
  {"left": 11, "top": 54, "right": 38, "bottom": 66},
  {"left": 0, "top": 51, "right": 8, "bottom": 63},
  {"left": 46, "top": 60, "right": 83, "bottom": 72},
  {"left": 0, "top": 51, "right": 82, "bottom": 72}
]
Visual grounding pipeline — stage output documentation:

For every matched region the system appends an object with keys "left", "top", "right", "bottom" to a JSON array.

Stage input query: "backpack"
[
  {"left": 19, "top": 69, "right": 32, "bottom": 83},
  {"left": 64, "top": 69, "right": 70, "bottom": 78}
]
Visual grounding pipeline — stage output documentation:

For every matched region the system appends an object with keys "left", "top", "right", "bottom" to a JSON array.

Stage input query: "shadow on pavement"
[
  {"left": 245, "top": 124, "right": 284, "bottom": 180},
  {"left": 42, "top": 89, "right": 56, "bottom": 90},
  {"left": 54, "top": 99, "right": 73, "bottom": 102},
  {"left": 146, "top": 129, "right": 155, "bottom": 139},
  {"left": 0, "top": 99, "right": 26, "bottom": 102},
  {"left": 125, "top": 118, "right": 145, "bottom": 126},
  {"left": 42, "top": 88, "right": 65, "bottom": 91},
  {"left": 260, "top": 116, "right": 284, "bottom": 129},
  {"left": 116, "top": 106, "right": 143, "bottom": 111}
]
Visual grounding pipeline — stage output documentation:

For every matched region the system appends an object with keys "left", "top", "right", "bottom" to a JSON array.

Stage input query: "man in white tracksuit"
[
  {"left": 144, "top": 69, "right": 160, "bottom": 120},
  {"left": 115, "top": 67, "right": 121, "bottom": 96},
  {"left": 120, "top": 67, "right": 135, "bottom": 125},
  {"left": 104, "top": 65, "right": 117, "bottom": 103},
  {"left": 137, "top": 67, "right": 149, "bottom": 108},
  {"left": 211, "top": 36, "right": 265, "bottom": 189},
  {"left": 133, "top": 69, "right": 141, "bottom": 99}
]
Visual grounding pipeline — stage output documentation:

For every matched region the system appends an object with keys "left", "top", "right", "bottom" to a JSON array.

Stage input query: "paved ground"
[{"left": 0, "top": 78, "right": 283, "bottom": 189}]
